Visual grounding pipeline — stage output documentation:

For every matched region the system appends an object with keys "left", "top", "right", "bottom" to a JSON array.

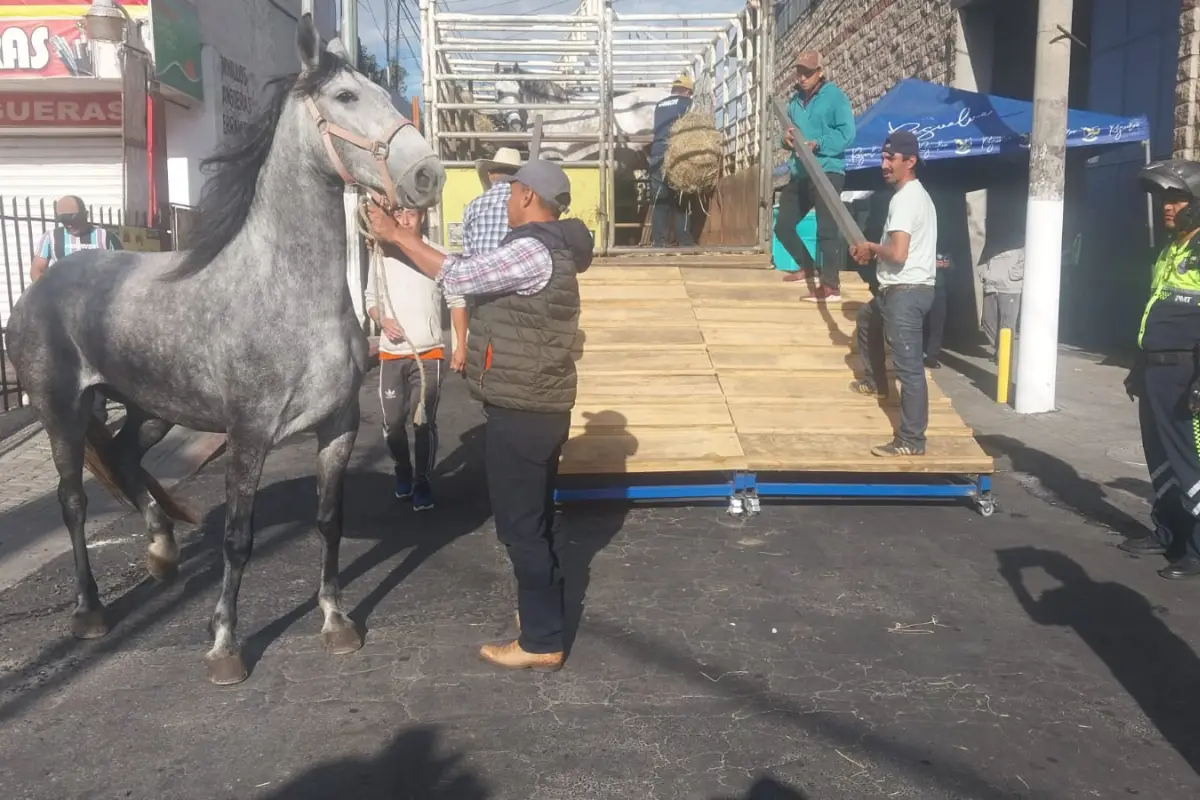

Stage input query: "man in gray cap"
[{"left": 367, "top": 158, "right": 595, "bottom": 672}]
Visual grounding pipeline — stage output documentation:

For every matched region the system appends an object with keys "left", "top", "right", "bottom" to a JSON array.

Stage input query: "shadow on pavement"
[
  {"left": 257, "top": 724, "right": 490, "bottom": 799},
  {"left": 712, "top": 776, "right": 811, "bottom": 799},
  {"left": 0, "top": 425, "right": 491, "bottom": 722},
  {"left": 977, "top": 433, "right": 1147, "bottom": 539},
  {"left": 588, "top": 618, "right": 1019, "bottom": 800},
  {"left": 242, "top": 424, "right": 491, "bottom": 671},
  {"left": 997, "top": 546, "right": 1200, "bottom": 777},
  {"left": 558, "top": 410, "right": 635, "bottom": 657}
]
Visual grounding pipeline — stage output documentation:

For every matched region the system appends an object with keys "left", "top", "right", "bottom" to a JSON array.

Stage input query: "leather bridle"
[{"left": 304, "top": 96, "right": 414, "bottom": 209}]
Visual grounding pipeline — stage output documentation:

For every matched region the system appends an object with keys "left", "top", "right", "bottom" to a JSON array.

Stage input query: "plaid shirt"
[
  {"left": 438, "top": 236, "right": 553, "bottom": 298},
  {"left": 462, "top": 182, "right": 511, "bottom": 257}
]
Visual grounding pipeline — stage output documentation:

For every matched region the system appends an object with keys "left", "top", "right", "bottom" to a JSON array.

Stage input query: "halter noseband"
[{"left": 304, "top": 96, "right": 414, "bottom": 209}]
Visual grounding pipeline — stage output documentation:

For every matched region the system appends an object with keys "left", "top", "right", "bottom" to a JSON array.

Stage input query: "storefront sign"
[
  {"left": 220, "top": 54, "right": 255, "bottom": 140},
  {"left": 0, "top": 1, "right": 149, "bottom": 19},
  {"left": 0, "top": 92, "right": 122, "bottom": 127},
  {"left": 0, "top": 19, "right": 93, "bottom": 76},
  {"left": 150, "top": 0, "right": 202, "bottom": 103}
]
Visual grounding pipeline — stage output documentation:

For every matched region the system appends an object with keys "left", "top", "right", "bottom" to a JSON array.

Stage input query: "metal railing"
[
  {"left": 1, "top": 197, "right": 187, "bottom": 414},
  {"left": 420, "top": 0, "right": 771, "bottom": 254}
]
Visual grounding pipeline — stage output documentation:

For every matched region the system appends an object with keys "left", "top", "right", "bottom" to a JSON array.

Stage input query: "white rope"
[{"left": 358, "top": 201, "right": 428, "bottom": 428}]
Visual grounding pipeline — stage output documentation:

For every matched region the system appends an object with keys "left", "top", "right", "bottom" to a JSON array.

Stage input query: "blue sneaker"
[
  {"left": 394, "top": 470, "right": 413, "bottom": 500},
  {"left": 412, "top": 481, "right": 434, "bottom": 511}
]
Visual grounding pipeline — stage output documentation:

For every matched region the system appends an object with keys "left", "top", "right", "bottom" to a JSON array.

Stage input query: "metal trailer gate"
[{"left": 419, "top": 0, "right": 773, "bottom": 256}]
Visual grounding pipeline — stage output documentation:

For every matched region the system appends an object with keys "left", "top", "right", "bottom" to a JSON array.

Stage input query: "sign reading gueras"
[
  {"left": 0, "top": 93, "right": 122, "bottom": 127},
  {"left": 0, "top": 20, "right": 95, "bottom": 77}
]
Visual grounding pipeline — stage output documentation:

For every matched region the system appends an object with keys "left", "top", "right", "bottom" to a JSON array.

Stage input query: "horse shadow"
[
  {"left": 997, "top": 546, "right": 1200, "bottom": 776},
  {"left": 236, "top": 424, "right": 490, "bottom": 672},
  {"left": 257, "top": 724, "right": 490, "bottom": 799}
]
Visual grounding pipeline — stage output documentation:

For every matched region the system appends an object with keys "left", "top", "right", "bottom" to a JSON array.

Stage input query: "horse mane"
[{"left": 165, "top": 50, "right": 347, "bottom": 280}]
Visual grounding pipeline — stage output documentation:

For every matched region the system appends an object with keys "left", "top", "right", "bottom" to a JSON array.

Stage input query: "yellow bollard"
[{"left": 996, "top": 327, "right": 1013, "bottom": 404}]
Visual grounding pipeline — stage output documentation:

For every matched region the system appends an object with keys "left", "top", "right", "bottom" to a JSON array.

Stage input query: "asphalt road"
[{"left": 1, "top": 371, "right": 1198, "bottom": 799}]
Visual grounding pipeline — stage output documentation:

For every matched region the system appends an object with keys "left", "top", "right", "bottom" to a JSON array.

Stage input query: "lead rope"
[{"left": 357, "top": 200, "right": 428, "bottom": 427}]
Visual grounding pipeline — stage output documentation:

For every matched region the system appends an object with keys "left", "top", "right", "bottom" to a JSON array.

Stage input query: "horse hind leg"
[
  {"left": 205, "top": 432, "right": 269, "bottom": 686},
  {"left": 314, "top": 401, "right": 362, "bottom": 655},
  {"left": 109, "top": 407, "right": 179, "bottom": 582},
  {"left": 37, "top": 386, "right": 108, "bottom": 639}
]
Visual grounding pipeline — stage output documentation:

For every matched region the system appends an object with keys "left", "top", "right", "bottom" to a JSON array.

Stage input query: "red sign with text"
[
  {"left": 0, "top": 19, "right": 95, "bottom": 77},
  {"left": 0, "top": 92, "right": 122, "bottom": 127}
]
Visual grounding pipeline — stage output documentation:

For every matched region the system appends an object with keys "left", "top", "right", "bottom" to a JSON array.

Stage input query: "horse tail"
[{"left": 83, "top": 417, "right": 201, "bottom": 525}]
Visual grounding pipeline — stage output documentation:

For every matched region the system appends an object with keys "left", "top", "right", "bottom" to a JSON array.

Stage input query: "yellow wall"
[{"left": 437, "top": 164, "right": 603, "bottom": 252}]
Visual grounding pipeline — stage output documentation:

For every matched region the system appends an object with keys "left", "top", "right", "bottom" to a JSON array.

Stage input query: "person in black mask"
[{"left": 30, "top": 195, "right": 123, "bottom": 282}]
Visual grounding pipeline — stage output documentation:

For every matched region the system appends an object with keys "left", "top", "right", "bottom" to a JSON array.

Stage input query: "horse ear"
[
  {"left": 297, "top": 13, "right": 323, "bottom": 71},
  {"left": 327, "top": 38, "right": 348, "bottom": 60}
]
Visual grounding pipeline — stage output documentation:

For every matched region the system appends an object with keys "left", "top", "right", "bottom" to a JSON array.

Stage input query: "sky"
[{"left": 356, "top": 0, "right": 748, "bottom": 101}]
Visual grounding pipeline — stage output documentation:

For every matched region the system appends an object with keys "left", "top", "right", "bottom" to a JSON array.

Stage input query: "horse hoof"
[
  {"left": 71, "top": 610, "right": 109, "bottom": 640},
  {"left": 205, "top": 653, "right": 248, "bottom": 686},
  {"left": 323, "top": 626, "right": 364, "bottom": 656},
  {"left": 146, "top": 552, "right": 179, "bottom": 583}
]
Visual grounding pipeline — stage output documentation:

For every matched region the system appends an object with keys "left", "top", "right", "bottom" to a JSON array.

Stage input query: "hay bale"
[{"left": 664, "top": 109, "right": 724, "bottom": 194}]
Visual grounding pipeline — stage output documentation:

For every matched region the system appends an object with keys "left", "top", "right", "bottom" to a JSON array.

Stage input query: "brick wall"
[
  {"left": 774, "top": 0, "right": 958, "bottom": 112},
  {"left": 1177, "top": 0, "right": 1200, "bottom": 158}
]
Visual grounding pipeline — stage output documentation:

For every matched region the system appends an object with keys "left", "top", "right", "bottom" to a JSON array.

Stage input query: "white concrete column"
[{"left": 1015, "top": 0, "right": 1075, "bottom": 414}]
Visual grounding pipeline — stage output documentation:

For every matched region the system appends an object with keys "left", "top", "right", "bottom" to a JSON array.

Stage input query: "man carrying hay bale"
[{"left": 648, "top": 73, "right": 695, "bottom": 247}]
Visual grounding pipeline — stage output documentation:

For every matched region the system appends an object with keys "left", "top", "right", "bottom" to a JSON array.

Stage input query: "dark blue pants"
[
  {"left": 856, "top": 285, "right": 935, "bottom": 448},
  {"left": 775, "top": 173, "right": 846, "bottom": 291},
  {"left": 1139, "top": 360, "right": 1200, "bottom": 559},
  {"left": 484, "top": 404, "right": 571, "bottom": 653},
  {"left": 649, "top": 166, "right": 692, "bottom": 247}
]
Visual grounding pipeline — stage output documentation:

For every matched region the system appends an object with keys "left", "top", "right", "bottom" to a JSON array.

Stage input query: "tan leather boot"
[{"left": 479, "top": 640, "right": 563, "bottom": 672}]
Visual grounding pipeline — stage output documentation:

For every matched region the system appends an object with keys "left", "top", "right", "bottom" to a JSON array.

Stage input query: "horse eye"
[{"left": 335, "top": 90, "right": 357, "bottom": 103}]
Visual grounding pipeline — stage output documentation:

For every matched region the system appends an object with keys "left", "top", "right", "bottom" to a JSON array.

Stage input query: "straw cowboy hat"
[
  {"left": 671, "top": 73, "right": 694, "bottom": 92},
  {"left": 475, "top": 147, "right": 523, "bottom": 190}
]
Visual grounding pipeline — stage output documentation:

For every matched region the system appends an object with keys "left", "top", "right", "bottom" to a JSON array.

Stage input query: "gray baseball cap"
[{"left": 498, "top": 158, "right": 571, "bottom": 212}]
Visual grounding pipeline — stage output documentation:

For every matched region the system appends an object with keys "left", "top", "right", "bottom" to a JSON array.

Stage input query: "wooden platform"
[{"left": 561, "top": 255, "right": 994, "bottom": 477}]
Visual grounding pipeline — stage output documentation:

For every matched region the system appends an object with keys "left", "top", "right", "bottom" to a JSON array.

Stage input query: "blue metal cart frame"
[{"left": 555, "top": 471, "right": 996, "bottom": 517}]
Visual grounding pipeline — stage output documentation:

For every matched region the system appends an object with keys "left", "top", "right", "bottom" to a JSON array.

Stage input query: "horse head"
[
  {"left": 295, "top": 14, "right": 444, "bottom": 209},
  {"left": 494, "top": 62, "right": 526, "bottom": 133}
]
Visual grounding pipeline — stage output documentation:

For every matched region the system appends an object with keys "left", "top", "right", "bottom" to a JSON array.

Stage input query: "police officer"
[
  {"left": 647, "top": 73, "right": 694, "bottom": 247},
  {"left": 1120, "top": 159, "right": 1200, "bottom": 579}
]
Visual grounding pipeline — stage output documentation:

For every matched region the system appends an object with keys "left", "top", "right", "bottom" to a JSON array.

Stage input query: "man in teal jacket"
[{"left": 776, "top": 50, "right": 857, "bottom": 303}]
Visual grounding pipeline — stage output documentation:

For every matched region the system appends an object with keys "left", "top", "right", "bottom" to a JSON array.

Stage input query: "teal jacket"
[{"left": 784, "top": 80, "right": 856, "bottom": 178}]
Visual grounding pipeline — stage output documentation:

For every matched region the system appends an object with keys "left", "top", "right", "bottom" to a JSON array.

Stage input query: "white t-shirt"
[{"left": 876, "top": 178, "right": 937, "bottom": 287}]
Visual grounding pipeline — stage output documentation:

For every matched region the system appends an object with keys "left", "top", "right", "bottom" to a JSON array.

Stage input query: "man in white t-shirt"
[
  {"left": 365, "top": 207, "right": 468, "bottom": 511},
  {"left": 849, "top": 130, "right": 938, "bottom": 457}
]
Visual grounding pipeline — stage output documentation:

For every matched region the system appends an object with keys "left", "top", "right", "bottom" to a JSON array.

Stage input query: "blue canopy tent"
[{"left": 843, "top": 78, "right": 1150, "bottom": 175}]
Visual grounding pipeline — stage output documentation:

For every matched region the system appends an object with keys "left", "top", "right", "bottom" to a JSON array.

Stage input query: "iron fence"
[{"left": 1, "top": 197, "right": 186, "bottom": 414}]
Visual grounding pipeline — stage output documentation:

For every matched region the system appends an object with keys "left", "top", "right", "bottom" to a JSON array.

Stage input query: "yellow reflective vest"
[{"left": 1139, "top": 232, "right": 1200, "bottom": 349}]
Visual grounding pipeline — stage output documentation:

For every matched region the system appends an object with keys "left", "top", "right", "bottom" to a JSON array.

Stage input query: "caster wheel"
[
  {"left": 744, "top": 494, "right": 761, "bottom": 516},
  {"left": 727, "top": 495, "right": 745, "bottom": 517},
  {"left": 977, "top": 497, "right": 996, "bottom": 517}
]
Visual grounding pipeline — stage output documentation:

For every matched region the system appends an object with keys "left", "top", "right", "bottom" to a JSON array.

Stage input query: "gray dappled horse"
[{"left": 5, "top": 15, "right": 444, "bottom": 685}]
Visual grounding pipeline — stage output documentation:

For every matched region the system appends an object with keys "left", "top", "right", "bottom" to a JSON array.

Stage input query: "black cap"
[{"left": 882, "top": 130, "right": 920, "bottom": 159}]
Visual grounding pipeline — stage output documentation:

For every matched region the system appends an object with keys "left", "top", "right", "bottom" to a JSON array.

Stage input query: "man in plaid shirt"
[
  {"left": 367, "top": 159, "right": 595, "bottom": 674},
  {"left": 462, "top": 147, "right": 522, "bottom": 256}
]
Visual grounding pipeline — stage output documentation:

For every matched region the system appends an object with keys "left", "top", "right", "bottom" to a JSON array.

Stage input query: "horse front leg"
[
  {"left": 314, "top": 399, "right": 363, "bottom": 655},
  {"left": 205, "top": 433, "right": 268, "bottom": 686}
]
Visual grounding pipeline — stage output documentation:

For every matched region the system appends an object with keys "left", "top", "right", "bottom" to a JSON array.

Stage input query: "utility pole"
[
  {"left": 1015, "top": 0, "right": 1074, "bottom": 414},
  {"left": 385, "top": 0, "right": 392, "bottom": 80},
  {"left": 340, "top": 0, "right": 366, "bottom": 327}
]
